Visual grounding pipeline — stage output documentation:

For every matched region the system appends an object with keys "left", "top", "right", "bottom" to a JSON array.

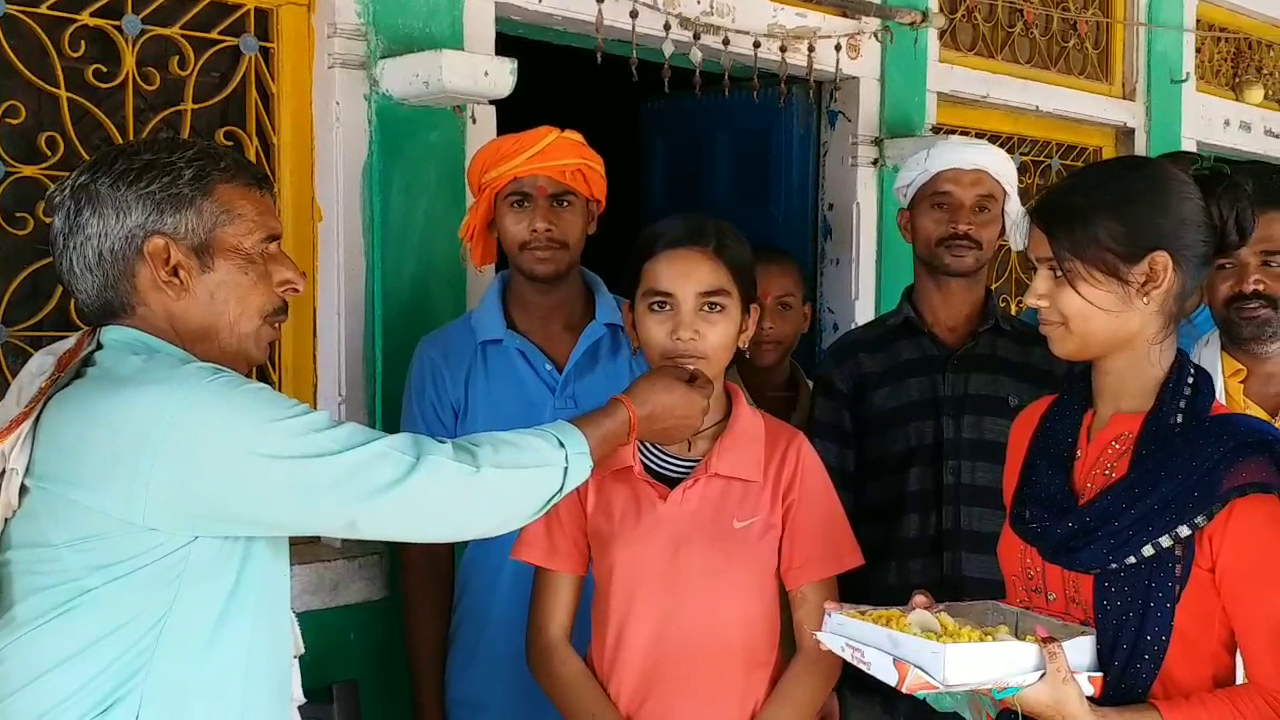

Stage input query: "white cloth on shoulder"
[
  {"left": 0, "top": 330, "right": 310, "bottom": 717},
  {"left": 0, "top": 331, "right": 98, "bottom": 532},
  {"left": 893, "top": 136, "right": 1029, "bottom": 251}
]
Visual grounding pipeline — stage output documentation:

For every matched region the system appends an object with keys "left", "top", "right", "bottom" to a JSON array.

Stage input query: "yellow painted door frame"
[
  {"left": 273, "top": 0, "right": 318, "bottom": 407},
  {"left": 936, "top": 101, "right": 1119, "bottom": 158}
]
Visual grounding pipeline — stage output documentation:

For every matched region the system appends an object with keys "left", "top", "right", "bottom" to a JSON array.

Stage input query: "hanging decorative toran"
[
  {"left": 588, "top": 0, "right": 1280, "bottom": 105},
  {"left": 592, "top": 0, "right": 873, "bottom": 104}
]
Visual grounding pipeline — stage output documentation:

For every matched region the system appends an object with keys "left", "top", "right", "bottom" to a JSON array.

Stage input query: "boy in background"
[{"left": 729, "top": 247, "right": 813, "bottom": 429}]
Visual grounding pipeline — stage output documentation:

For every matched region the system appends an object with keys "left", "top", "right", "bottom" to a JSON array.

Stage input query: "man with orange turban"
[{"left": 400, "top": 127, "right": 646, "bottom": 720}]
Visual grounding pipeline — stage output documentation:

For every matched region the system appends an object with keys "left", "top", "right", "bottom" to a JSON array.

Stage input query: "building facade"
[{"left": 3, "top": 0, "right": 1280, "bottom": 715}]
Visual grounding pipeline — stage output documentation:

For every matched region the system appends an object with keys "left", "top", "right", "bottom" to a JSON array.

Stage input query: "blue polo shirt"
[
  {"left": 1020, "top": 304, "right": 1216, "bottom": 352},
  {"left": 401, "top": 269, "right": 647, "bottom": 720}
]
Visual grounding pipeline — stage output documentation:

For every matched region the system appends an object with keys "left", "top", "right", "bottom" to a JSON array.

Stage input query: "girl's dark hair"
[
  {"left": 1028, "top": 155, "right": 1253, "bottom": 322},
  {"left": 630, "top": 213, "right": 757, "bottom": 310}
]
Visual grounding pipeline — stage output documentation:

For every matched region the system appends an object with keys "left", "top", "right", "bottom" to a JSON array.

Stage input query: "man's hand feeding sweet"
[{"left": 623, "top": 364, "right": 714, "bottom": 446}]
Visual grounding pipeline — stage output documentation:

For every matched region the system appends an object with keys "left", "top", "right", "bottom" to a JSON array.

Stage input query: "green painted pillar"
[
  {"left": 1146, "top": 0, "right": 1188, "bottom": 155},
  {"left": 876, "top": 1, "right": 931, "bottom": 314},
  {"left": 299, "top": 599, "right": 412, "bottom": 719},
  {"left": 365, "top": 4, "right": 470, "bottom": 432}
]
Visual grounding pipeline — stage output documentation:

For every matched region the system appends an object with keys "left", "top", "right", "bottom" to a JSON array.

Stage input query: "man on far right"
[
  {"left": 1195, "top": 169, "right": 1280, "bottom": 429},
  {"left": 1192, "top": 164, "right": 1280, "bottom": 692}
]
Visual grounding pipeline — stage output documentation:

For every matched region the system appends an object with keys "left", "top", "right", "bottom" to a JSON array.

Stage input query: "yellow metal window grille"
[
  {"left": 1195, "top": 4, "right": 1280, "bottom": 111},
  {"left": 0, "top": 0, "right": 315, "bottom": 404},
  {"left": 933, "top": 103, "right": 1118, "bottom": 314},
  {"left": 938, "top": 0, "right": 1126, "bottom": 98}
]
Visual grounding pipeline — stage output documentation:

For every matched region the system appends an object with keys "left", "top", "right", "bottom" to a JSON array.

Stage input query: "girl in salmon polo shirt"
[
  {"left": 513, "top": 213, "right": 864, "bottom": 720},
  {"left": 979, "top": 156, "right": 1280, "bottom": 720}
]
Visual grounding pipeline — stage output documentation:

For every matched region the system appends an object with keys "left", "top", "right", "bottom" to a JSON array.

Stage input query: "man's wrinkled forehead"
[{"left": 210, "top": 183, "right": 281, "bottom": 244}]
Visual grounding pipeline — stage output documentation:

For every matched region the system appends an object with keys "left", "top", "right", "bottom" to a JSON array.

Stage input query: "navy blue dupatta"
[{"left": 1008, "top": 351, "right": 1280, "bottom": 706}]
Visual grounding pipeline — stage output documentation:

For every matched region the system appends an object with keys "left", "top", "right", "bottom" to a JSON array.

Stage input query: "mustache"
[
  {"left": 935, "top": 232, "right": 981, "bottom": 249},
  {"left": 265, "top": 303, "right": 290, "bottom": 323},
  {"left": 1227, "top": 292, "right": 1279, "bottom": 312},
  {"left": 519, "top": 239, "right": 569, "bottom": 252}
]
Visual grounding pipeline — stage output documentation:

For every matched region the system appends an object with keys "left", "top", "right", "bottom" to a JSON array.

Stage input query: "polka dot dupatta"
[{"left": 1009, "top": 351, "right": 1280, "bottom": 706}]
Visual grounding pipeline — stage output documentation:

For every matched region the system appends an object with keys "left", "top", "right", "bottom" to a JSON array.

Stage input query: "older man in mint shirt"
[
  {"left": 0, "top": 138, "right": 708, "bottom": 720},
  {"left": 399, "top": 128, "right": 645, "bottom": 720}
]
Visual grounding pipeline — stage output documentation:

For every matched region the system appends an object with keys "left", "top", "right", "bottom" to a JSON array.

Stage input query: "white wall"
[
  {"left": 312, "top": 0, "right": 370, "bottom": 423},
  {"left": 1178, "top": 0, "right": 1200, "bottom": 151},
  {"left": 1190, "top": 92, "right": 1280, "bottom": 159},
  {"left": 817, "top": 77, "right": 881, "bottom": 343},
  {"left": 297, "top": 0, "right": 380, "bottom": 612},
  {"left": 465, "top": 0, "right": 499, "bottom": 309}
]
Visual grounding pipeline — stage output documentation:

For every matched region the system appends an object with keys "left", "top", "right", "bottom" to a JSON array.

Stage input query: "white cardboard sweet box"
[{"left": 814, "top": 600, "right": 1103, "bottom": 696}]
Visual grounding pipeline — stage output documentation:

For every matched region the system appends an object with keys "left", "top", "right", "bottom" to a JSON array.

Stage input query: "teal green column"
[
  {"left": 876, "top": 1, "right": 931, "bottom": 314},
  {"left": 364, "top": 1, "right": 469, "bottom": 432},
  {"left": 1146, "top": 0, "right": 1188, "bottom": 155}
]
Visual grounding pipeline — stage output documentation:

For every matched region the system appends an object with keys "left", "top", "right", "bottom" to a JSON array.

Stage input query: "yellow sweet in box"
[{"left": 842, "top": 608, "right": 1037, "bottom": 644}]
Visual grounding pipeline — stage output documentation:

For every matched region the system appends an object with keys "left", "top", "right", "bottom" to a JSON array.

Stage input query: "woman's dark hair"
[
  {"left": 1028, "top": 155, "right": 1254, "bottom": 323},
  {"left": 629, "top": 213, "right": 757, "bottom": 311}
]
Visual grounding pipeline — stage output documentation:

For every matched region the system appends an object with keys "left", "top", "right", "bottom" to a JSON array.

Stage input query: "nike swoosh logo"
[{"left": 733, "top": 516, "right": 761, "bottom": 529}]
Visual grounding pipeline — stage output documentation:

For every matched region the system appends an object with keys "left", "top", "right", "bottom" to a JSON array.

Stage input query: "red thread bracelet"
[{"left": 611, "top": 394, "right": 638, "bottom": 445}]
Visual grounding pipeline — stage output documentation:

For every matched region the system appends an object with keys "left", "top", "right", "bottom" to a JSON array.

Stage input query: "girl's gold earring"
[
  {"left": 741, "top": 346, "right": 751, "bottom": 359},
  {"left": 1142, "top": 295, "right": 1151, "bottom": 306}
]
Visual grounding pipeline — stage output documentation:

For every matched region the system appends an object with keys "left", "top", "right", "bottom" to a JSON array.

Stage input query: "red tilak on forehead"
[
  {"left": 534, "top": 184, "right": 549, "bottom": 198},
  {"left": 759, "top": 293, "right": 774, "bottom": 303}
]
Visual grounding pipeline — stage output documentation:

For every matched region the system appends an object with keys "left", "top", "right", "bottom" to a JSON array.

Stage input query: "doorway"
[{"left": 494, "top": 29, "right": 824, "bottom": 369}]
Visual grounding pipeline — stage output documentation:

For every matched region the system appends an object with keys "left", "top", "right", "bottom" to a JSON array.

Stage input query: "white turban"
[{"left": 893, "top": 136, "right": 1029, "bottom": 251}]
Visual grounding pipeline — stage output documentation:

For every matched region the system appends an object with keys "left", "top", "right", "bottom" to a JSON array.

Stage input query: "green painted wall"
[
  {"left": 876, "top": 1, "right": 931, "bottom": 314},
  {"left": 299, "top": 599, "right": 412, "bottom": 718},
  {"left": 1146, "top": 0, "right": 1188, "bottom": 156},
  {"left": 364, "top": 0, "right": 470, "bottom": 432}
]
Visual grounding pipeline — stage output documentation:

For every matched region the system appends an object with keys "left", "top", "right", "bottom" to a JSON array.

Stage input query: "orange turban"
[{"left": 459, "top": 126, "right": 608, "bottom": 269}]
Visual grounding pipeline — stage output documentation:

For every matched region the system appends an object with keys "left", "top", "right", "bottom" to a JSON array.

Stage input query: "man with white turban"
[{"left": 809, "top": 136, "right": 1067, "bottom": 719}]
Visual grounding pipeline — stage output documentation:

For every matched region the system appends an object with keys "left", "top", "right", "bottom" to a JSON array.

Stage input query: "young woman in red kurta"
[{"left": 996, "top": 156, "right": 1280, "bottom": 719}]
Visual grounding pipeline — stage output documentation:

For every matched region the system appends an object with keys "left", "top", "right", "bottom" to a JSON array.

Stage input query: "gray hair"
[{"left": 46, "top": 137, "right": 274, "bottom": 325}]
